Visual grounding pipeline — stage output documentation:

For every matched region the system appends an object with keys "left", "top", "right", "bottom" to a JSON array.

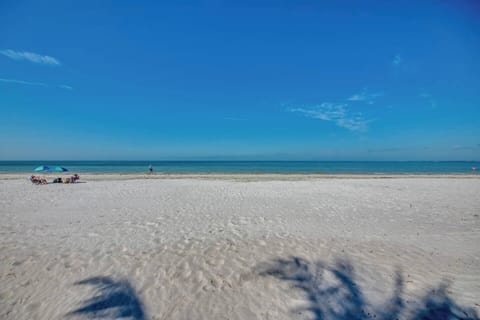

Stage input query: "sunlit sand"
[{"left": 1, "top": 176, "right": 479, "bottom": 319}]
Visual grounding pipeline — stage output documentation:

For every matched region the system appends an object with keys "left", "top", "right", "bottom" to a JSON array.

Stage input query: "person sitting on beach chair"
[
  {"left": 71, "top": 174, "right": 80, "bottom": 183},
  {"left": 63, "top": 174, "right": 80, "bottom": 184},
  {"left": 30, "top": 175, "right": 47, "bottom": 185},
  {"left": 30, "top": 175, "right": 40, "bottom": 184}
]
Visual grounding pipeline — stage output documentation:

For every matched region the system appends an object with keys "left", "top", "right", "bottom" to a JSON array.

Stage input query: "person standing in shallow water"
[{"left": 148, "top": 164, "right": 153, "bottom": 174}]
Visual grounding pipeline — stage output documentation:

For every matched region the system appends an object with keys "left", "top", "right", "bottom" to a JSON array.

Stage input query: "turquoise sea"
[{"left": 0, "top": 161, "right": 478, "bottom": 174}]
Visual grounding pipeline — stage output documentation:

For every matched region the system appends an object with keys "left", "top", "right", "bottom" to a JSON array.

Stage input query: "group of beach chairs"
[{"left": 29, "top": 174, "right": 80, "bottom": 185}]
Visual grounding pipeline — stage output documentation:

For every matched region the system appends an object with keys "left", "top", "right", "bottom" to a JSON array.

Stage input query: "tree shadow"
[
  {"left": 259, "top": 256, "right": 479, "bottom": 320},
  {"left": 411, "top": 283, "right": 478, "bottom": 320},
  {"left": 66, "top": 276, "right": 146, "bottom": 320}
]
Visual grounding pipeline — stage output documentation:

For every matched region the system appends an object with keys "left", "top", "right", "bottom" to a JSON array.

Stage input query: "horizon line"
[{"left": 0, "top": 160, "right": 479, "bottom": 163}]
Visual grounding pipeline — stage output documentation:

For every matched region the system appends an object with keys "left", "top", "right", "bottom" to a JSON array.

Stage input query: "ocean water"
[{"left": 0, "top": 161, "right": 478, "bottom": 174}]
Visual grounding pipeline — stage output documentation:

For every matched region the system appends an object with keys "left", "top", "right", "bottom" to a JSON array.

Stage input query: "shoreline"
[{"left": 1, "top": 172, "right": 479, "bottom": 181}]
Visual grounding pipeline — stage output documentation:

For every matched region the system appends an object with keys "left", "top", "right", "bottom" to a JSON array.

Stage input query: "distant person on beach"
[
  {"left": 473, "top": 167, "right": 477, "bottom": 174},
  {"left": 148, "top": 164, "right": 153, "bottom": 174},
  {"left": 71, "top": 174, "right": 80, "bottom": 182},
  {"left": 30, "top": 175, "right": 47, "bottom": 185}
]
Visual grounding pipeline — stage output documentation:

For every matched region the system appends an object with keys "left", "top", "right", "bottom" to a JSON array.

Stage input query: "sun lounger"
[{"left": 29, "top": 175, "right": 47, "bottom": 185}]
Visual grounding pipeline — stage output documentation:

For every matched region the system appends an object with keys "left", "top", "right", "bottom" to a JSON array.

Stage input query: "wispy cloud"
[
  {"left": 0, "top": 77, "right": 72, "bottom": 90},
  {"left": 419, "top": 91, "right": 437, "bottom": 109},
  {"left": 392, "top": 54, "right": 402, "bottom": 66},
  {"left": 347, "top": 90, "right": 384, "bottom": 104},
  {"left": 288, "top": 103, "right": 369, "bottom": 132},
  {"left": 452, "top": 145, "right": 480, "bottom": 151},
  {"left": 0, "top": 49, "right": 61, "bottom": 66},
  {"left": 0, "top": 78, "right": 47, "bottom": 87},
  {"left": 392, "top": 54, "right": 403, "bottom": 66},
  {"left": 348, "top": 94, "right": 366, "bottom": 102}
]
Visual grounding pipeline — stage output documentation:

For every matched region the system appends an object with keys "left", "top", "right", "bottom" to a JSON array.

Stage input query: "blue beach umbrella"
[
  {"left": 34, "top": 165, "right": 50, "bottom": 172},
  {"left": 52, "top": 166, "right": 69, "bottom": 172}
]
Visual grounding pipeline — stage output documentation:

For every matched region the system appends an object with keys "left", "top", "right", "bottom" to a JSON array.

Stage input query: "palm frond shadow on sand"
[
  {"left": 66, "top": 276, "right": 146, "bottom": 320},
  {"left": 259, "top": 257, "right": 479, "bottom": 320}
]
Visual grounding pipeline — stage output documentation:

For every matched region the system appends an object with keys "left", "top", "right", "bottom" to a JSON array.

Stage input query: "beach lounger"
[
  {"left": 29, "top": 175, "right": 47, "bottom": 185},
  {"left": 29, "top": 175, "right": 40, "bottom": 184}
]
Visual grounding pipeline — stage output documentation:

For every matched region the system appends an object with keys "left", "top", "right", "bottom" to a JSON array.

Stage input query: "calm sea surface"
[{"left": 0, "top": 161, "right": 478, "bottom": 174}]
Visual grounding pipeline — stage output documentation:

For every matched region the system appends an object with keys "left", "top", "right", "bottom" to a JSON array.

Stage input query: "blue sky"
[{"left": 1, "top": 0, "right": 479, "bottom": 160}]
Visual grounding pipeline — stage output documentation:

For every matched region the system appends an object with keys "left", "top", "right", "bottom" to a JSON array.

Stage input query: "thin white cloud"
[
  {"left": 392, "top": 54, "right": 402, "bottom": 66},
  {"left": 452, "top": 145, "right": 479, "bottom": 151},
  {"left": 419, "top": 91, "right": 437, "bottom": 109},
  {"left": 348, "top": 94, "right": 366, "bottom": 101},
  {"left": 0, "top": 77, "right": 47, "bottom": 87},
  {"left": 288, "top": 103, "right": 369, "bottom": 132},
  {"left": 347, "top": 90, "right": 384, "bottom": 104},
  {"left": 0, "top": 77, "right": 72, "bottom": 90},
  {"left": 0, "top": 49, "right": 61, "bottom": 66}
]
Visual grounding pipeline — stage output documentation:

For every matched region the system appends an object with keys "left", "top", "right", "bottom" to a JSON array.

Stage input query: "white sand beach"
[{"left": 1, "top": 176, "right": 479, "bottom": 319}]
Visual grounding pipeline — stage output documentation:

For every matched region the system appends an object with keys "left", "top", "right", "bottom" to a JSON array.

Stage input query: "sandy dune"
[{"left": 0, "top": 177, "right": 479, "bottom": 319}]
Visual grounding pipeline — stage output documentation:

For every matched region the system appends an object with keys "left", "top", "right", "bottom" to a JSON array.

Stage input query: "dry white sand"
[{"left": 0, "top": 176, "right": 479, "bottom": 319}]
